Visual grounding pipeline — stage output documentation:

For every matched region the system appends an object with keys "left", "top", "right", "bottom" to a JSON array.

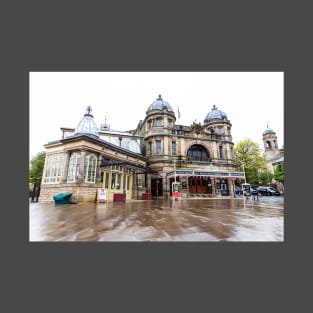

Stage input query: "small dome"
[
  {"left": 203, "top": 105, "right": 228, "bottom": 125},
  {"left": 263, "top": 123, "right": 275, "bottom": 135},
  {"left": 146, "top": 95, "right": 174, "bottom": 114},
  {"left": 75, "top": 106, "right": 99, "bottom": 136},
  {"left": 263, "top": 127, "right": 275, "bottom": 135}
]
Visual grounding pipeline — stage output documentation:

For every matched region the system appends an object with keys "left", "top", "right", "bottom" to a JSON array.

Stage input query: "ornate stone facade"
[{"left": 40, "top": 95, "right": 244, "bottom": 203}]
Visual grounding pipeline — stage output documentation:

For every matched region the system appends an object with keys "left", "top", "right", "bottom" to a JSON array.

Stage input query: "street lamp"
[
  {"left": 173, "top": 157, "right": 177, "bottom": 183},
  {"left": 242, "top": 163, "right": 247, "bottom": 184}
]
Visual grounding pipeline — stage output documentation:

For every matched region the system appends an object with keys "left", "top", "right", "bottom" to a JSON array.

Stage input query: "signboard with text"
[{"left": 97, "top": 188, "right": 107, "bottom": 202}]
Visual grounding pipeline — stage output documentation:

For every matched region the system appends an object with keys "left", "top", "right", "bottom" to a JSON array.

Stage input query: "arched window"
[
  {"left": 266, "top": 141, "right": 271, "bottom": 148},
  {"left": 67, "top": 152, "right": 80, "bottom": 182},
  {"left": 85, "top": 154, "right": 97, "bottom": 183},
  {"left": 187, "top": 145, "right": 210, "bottom": 162}
]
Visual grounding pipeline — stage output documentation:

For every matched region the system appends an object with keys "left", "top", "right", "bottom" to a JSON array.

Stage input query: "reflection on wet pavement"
[{"left": 29, "top": 197, "right": 284, "bottom": 242}]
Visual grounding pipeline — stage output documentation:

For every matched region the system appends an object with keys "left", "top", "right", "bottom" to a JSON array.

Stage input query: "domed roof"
[
  {"left": 263, "top": 124, "right": 275, "bottom": 135},
  {"left": 146, "top": 95, "right": 174, "bottom": 114},
  {"left": 203, "top": 105, "right": 228, "bottom": 125},
  {"left": 75, "top": 106, "right": 99, "bottom": 136}
]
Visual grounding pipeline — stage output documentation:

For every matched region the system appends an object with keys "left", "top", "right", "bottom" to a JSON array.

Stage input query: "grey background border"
[{"left": 2, "top": 0, "right": 309, "bottom": 312}]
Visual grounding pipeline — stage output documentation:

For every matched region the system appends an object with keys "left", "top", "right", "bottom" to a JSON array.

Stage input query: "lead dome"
[
  {"left": 203, "top": 105, "right": 228, "bottom": 125},
  {"left": 146, "top": 94, "right": 174, "bottom": 114}
]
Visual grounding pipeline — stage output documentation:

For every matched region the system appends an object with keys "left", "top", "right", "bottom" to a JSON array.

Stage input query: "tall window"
[
  {"left": 104, "top": 172, "right": 109, "bottom": 188},
  {"left": 111, "top": 166, "right": 122, "bottom": 190},
  {"left": 156, "top": 140, "right": 162, "bottom": 155},
  {"left": 172, "top": 141, "right": 176, "bottom": 155},
  {"left": 156, "top": 118, "right": 163, "bottom": 127},
  {"left": 84, "top": 154, "right": 97, "bottom": 183},
  {"left": 168, "top": 119, "right": 173, "bottom": 128},
  {"left": 149, "top": 142, "right": 152, "bottom": 155},
  {"left": 43, "top": 153, "right": 65, "bottom": 184},
  {"left": 216, "top": 127, "right": 223, "bottom": 135},
  {"left": 219, "top": 146, "right": 224, "bottom": 159},
  {"left": 67, "top": 152, "right": 81, "bottom": 182}
]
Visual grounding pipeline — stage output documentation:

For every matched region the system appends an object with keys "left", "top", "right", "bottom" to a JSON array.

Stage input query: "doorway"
[
  {"left": 188, "top": 176, "right": 212, "bottom": 194},
  {"left": 151, "top": 178, "right": 163, "bottom": 197}
]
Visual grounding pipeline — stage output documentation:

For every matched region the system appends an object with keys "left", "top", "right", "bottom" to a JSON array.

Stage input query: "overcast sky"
[{"left": 29, "top": 72, "right": 284, "bottom": 159}]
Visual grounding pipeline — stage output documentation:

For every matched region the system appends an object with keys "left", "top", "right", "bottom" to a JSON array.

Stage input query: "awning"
[
  {"left": 166, "top": 169, "right": 245, "bottom": 179},
  {"left": 100, "top": 157, "right": 157, "bottom": 174}
]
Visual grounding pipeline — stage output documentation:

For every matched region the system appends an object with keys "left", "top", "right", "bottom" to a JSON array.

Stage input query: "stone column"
[
  {"left": 60, "top": 152, "right": 70, "bottom": 183},
  {"left": 211, "top": 177, "right": 216, "bottom": 197},
  {"left": 227, "top": 178, "right": 235, "bottom": 197},
  {"left": 78, "top": 150, "right": 86, "bottom": 184},
  {"left": 95, "top": 154, "right": 102, "bottom": 185}
]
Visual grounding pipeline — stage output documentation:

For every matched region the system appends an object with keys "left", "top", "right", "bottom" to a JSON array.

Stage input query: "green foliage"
[
  {"left": 258, "top": 171, "right": 274, "bottom": 185},
  {"left": 234, "top": 139, "right": 266, "bottom": 184},
  {"left": 29, "top": 151, "right": 46, "bottom": 183},
  {"left": 274, "top": 162, "right": 284, "bottom": 183}
]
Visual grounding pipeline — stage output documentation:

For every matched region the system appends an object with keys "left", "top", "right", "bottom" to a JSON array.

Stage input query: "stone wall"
[{"left": 39, "top": 185, "right": 98, "bottom": 203}]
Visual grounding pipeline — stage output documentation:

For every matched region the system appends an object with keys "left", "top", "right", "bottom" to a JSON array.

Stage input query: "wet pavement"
[{"left": 29, "top": 196, "right": 284, "bottom": 242}]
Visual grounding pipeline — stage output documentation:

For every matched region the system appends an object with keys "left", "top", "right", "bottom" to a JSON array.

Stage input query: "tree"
[
  {"left": 233, "top": 139, "right": 266, "bottom": 185},
  {"left": 29, "top": 151, "right": 46, "bottom": 183},
  {"left": 258, "top": 171, "right": 274, "bottom": 186},
  {"left": 274, "top": 162, "right": 284, "bottom": 184}
]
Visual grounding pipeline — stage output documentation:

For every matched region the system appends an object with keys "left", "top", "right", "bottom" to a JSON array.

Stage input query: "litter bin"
[
  {"left": 53, "top": 192, "right": 72, "bottom": 205},
  {"left": 113, "top": 193, "right": 126, "bottom": 202},
  {"left": 142, "top": 193, "right": 152, "bottom": 200}
]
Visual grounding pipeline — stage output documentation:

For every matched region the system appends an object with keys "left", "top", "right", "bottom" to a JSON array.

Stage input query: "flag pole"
[{"left": 177, "top": 105, "right": 180, "bottom": 124}]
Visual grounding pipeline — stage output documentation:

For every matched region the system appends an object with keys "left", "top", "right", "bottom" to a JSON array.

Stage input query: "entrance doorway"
[
  {"left": 188, "top": 176, "right": 212, "bottom": 194},
  {"left": 151, "top": 178, "right": 163, "bottom": 197}
]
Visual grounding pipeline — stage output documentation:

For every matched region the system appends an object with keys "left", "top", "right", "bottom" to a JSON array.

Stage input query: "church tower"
[{"left": 262, "top": 124, "right": 280, "bottom": 171}]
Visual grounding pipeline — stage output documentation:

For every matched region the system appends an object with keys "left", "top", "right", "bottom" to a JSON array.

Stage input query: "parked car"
[
  {"left": 235, "top": 186, "right": 243, "bottom": 195},
  {"left": 250, "top": 188, "right": 257, "bottom": 195},
  {"left": 256, "top": 186, "right": 280, "bottom": 196},
  {"left": 235, "top": 186, "right": 257, "bottom": 196}
]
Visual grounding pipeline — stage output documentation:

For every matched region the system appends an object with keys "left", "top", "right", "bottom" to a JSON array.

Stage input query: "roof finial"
[
  {"left": 158, "top": 94, "right": 162, "bottom": 100},
  {"left": 86, "top": 105, "right": 92, "bottom": 115},
  {"left": 212, "top": 104, "right": 217, "bottom": 110},
  {"left": 267, "top": 121, "right": 269, "bottom": 128}
]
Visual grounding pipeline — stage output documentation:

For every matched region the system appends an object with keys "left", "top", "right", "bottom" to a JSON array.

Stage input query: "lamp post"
[
  {"left": 242, "top": 163, "right": 247, "bottom": 184},
  {"left": 173, "top": 157, "right": 177, "bottom": 184}
]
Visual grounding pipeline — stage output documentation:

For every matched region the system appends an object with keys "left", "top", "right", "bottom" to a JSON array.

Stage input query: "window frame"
[
  {"left": 43, "top": 153, "right": 66, "bottom": 184},
  {"left": 84, "top": 154, "right": 97, "bottom": 183}
]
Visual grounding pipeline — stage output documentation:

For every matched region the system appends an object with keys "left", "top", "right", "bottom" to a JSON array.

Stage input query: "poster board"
[
  {"left": 242, "top": 183, "right": 251, "bottom": 196},
  {"left": 171, "top": 182, "right": 182, "bottom": 200},
  {"left": 97, "top": 188, "right": 107, "bottom": 202}
]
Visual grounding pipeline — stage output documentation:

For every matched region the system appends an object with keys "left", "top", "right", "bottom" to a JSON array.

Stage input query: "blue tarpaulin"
[{"left": 53, "top": 193, "right": 72, "bottom": 205}]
